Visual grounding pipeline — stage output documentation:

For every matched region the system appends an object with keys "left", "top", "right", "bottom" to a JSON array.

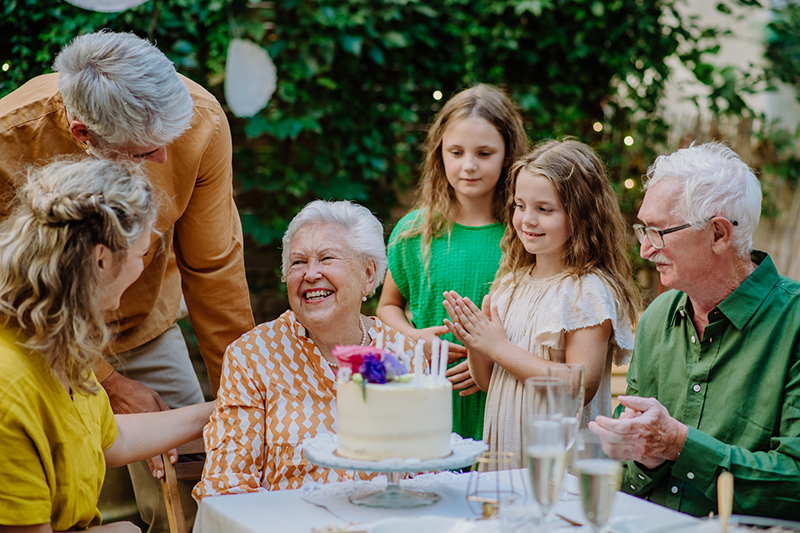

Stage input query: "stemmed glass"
[
  {"left": 547, "top": 363, "right": 585, "bottom": 500},
  {"left": 524, "top": 376, "right": 568, "bottom": 531},
  {"left": 574, "top": 430, "right": 622, "bottom": 532}
]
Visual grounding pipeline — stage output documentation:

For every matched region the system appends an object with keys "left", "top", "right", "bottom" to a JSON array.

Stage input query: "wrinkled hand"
[
  {"left": 443, "top": 292, "right": 506, "bottom": 359},
  {"left": 446, "top": 359, "right": 480, "bottom": 396},
  {"left": 101, "top": 370, "right": 176, "bottom": 478},
  {"left": 589, "top": 395, "right": 688, "bottom": 467},
  {"left": 415, "top": 325, "right": 467, "bottom": 362}
]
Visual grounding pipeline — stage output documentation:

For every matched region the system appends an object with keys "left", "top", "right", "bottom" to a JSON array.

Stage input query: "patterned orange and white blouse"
[{"left": 193, "top": 311, "right": 415, "bottom": 499}]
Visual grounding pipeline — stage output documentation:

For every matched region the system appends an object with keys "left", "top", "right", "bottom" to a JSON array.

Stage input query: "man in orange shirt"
[{"left": 0, "top": 31, "right": 255, "bottom": 531}]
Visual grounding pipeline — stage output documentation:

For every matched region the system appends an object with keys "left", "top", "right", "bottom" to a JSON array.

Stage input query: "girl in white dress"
[{"left": 443, "top": 139, "right": 641, "bottom": 460}]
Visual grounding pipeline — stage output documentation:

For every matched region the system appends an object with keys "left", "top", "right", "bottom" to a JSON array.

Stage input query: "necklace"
[{"left": 326, "top": 315, "right": 368, "bottom": 370}]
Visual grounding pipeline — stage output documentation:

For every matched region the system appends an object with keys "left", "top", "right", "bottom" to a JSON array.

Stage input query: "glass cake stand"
[{"left": 302, "top": 433, "right": 488, "bottom": 508}]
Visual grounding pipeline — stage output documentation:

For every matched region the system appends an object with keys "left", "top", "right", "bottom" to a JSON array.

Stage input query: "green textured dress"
[{"left": 386, "top": 209, "right": 505, "bottom": 441}]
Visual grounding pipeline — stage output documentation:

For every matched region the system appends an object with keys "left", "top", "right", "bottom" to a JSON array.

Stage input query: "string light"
[
  {"left": 624, "top": 136, "right": 634, "bottom": 146},
  {"left": 624, "top": 179, "right": 635, "bottom": 189},
  {"left": 1, "top": 63, "right": 9, "bottom": 72},
  {"left": 433, "top": 90, "right": 443, "bottom": 101},
  {"left": 593, "top": 122, "right": 603, "bottom": 132}
]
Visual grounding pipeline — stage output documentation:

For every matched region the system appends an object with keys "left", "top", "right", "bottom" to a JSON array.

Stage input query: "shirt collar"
[{"left": 670, "top": 251, "right": 778, "bottom": 330}]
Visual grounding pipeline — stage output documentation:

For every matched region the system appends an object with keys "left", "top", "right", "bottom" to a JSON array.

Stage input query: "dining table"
[{"left": 193, "top": 469, "right": 703, "bottom": 533}]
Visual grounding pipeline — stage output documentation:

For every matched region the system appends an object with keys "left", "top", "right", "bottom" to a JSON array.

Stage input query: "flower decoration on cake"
[{"left": 332, "top": 344, "right": 410, "bottom": 385}]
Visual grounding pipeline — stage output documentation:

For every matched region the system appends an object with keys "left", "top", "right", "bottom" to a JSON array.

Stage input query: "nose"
[
  {"left": 463, "top": 155, "right": 477, "bottom": 172},
  {"left": 638, "top": 236, "right": 655, "bottom": 259},
  {"left": 145, "top": 146, "right": 168, "bottom": 164},
  {"left": 304, "top": 259, "right": 323, "bottom": 281}
]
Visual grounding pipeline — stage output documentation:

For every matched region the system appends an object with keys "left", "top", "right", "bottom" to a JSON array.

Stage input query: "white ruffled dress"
[{"left": 483, "top": 270, "right": 634, "bottom": 461}]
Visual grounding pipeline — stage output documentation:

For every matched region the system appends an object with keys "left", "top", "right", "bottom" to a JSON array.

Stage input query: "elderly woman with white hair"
[{"left": 194, "top": 200, "right": 414, "bottom": 497}]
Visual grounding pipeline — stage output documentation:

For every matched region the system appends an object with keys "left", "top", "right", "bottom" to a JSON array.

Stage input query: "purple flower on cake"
[
  {"left": 382, "top": 353, "right": 407, "bottom": 380},
  {"left": 332, "top": 344, "right": 410, "bottom": 384},
  {"left": 359, "top": 354, "right": 387, "bottom": 384}
]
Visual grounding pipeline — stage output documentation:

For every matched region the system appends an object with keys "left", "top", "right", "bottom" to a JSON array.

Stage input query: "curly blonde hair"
[
  {"left": 0, "top": 158, "right": 156, "bottom": 394},
  {"left": 497, "top": 139, "right": 641, "bottom": 328},
  {"left": 398, "top": 84, "right": 528, "bottom": 264}
]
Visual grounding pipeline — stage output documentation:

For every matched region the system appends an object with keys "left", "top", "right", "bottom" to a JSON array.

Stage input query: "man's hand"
[
  {"left": 101, "top": 370, "right": 174, "bottom": 478},
  {"left": 589, "top": 395, "right": 688, "bottom": 466}
]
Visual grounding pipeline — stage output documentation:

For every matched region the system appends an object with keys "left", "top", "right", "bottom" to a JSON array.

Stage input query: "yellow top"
[{"left": 0, "top": 328, "right": 118, "bottom": 529}]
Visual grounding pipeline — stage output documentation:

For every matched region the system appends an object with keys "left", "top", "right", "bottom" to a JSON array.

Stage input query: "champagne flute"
[
  {"left": 547, "top": 363, "right": 585, "bottom": 500},
  {"left": 524, "top": 377, "right": 568, "bottom": 531},
  {"left": 574, "top": 430, "right": 622, "bottom": 532}
]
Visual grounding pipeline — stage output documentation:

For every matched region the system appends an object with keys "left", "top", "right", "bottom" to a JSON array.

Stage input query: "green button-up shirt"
[{"left": 621, "top": 251, "right": 800, "bottom": 520}]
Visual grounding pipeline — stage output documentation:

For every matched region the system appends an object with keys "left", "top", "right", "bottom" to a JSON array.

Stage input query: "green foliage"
[
  {"left": 0, "top": 0, "right": 233, "bottom": 100},
  {"left": 234, "top": 0, "right": 698, "bottom": 251}
]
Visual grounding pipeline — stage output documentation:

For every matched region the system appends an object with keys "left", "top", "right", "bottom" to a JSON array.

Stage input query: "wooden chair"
[{"left": 160, "top": 438, "right": 206, "bottom": 533}]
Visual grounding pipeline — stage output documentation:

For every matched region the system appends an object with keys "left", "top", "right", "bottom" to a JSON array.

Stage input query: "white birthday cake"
[{"left": 333, "top": 345, "right": 453, "bottom": 461}]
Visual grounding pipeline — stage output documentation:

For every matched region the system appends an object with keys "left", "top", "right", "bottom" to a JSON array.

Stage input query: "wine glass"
[
  {"left": 523, "top": 377, "right": 568, "bottom": 531},
  {"left": 574, "top": 429, "right": 622, "bottom": 532},
  {"left": 547, "top": 363, "right": 585, "bottom": 500}
]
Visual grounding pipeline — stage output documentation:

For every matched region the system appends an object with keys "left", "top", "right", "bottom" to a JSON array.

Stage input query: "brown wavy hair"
[
  {"left": 0, "top": 158, "right": 156, "bottom": 394},
  {"left": 398, "top": 84, "right": 528, "bottom": 263},
  {"left": 497, "top": 139, "right": 641, "bottom": 327}
]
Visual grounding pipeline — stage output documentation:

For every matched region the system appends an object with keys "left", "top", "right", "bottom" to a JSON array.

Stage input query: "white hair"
[
  {"left": 54, "top": 31, "right": 193, "bottom": 148},
  {"left": 644, "top": 142, "right": 762, "bottom": 257},
  {"left": 281, "top": 200, "right": 388, "bottom": 296}
]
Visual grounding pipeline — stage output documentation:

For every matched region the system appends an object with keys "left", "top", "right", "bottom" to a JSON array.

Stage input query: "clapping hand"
[
  {"left": 589, "top": 395, "right": 688, "bottom": 469},
  {"left": 442, "top": 291, "right": 507, "bottom": 359}
]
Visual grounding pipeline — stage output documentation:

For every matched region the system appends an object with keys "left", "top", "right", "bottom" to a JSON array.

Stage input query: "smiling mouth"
[
  {"left": 304, "top": 289, "right": 333, "bottom": 301},
  {"left": 524, "top": 231, "right": 544, "bottom": 238}
]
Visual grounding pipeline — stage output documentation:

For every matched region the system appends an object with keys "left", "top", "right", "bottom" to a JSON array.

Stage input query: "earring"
[{"left": 362, "top": 296, "right": 367, "bottom": 302}]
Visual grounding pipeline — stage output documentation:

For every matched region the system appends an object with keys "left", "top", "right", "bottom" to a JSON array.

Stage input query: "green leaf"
[{"left": 341, "top": 34, "right": 363, "bottom": 56}]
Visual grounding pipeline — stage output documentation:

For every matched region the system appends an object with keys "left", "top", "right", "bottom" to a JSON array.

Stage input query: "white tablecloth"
[{"left": 194, "top": 470, "right": 700, "bottom": 533}]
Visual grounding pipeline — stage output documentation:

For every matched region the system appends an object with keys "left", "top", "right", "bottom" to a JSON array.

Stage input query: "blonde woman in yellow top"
[{"left": 0, "top": 159, "right": 213, "bottom": 532}]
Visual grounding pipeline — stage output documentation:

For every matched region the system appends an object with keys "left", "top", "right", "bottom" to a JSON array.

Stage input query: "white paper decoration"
[
  {"left": 224, "top": 38, "right": 277, "bottom": 118},
  {"left": 64, "top": 0, "right": 149, "bottom": 12}
]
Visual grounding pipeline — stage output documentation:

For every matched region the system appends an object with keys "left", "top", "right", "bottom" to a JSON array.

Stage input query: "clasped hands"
[{"left": 590, "top": 395, "right": 689, "bottom": 469}]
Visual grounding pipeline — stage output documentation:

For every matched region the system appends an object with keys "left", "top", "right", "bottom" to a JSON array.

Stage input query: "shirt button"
[
  {"left": 638, "top": 474, "right": 645, "bottom": 480},
  {"left": 687, "top": 472, "right": 695, "bottom": 480},
  {"left": 693, "top": 384, "right": 701, "bottom": 393},
  {"left": 671, "top": 486, "right": 679, "bottom": 494},
  {"left": 630, "top": 484, "right": 637, "bottom": 490},
  {"left": 691, "top": 336, "right": 696, "bottom": 343},
  {"left": 679, "top": 310, "right": 685, "bottom": 317}
]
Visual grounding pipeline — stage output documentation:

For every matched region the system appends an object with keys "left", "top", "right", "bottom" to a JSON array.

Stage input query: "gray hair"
[
  {"left": 644, "top": 142, "right": 762, "bottom": 257},
  {"left": 54, "top": 31, "right": 193, "bottom": 148},
  {"left": 281, "top": 200, "right": 388, "bottom": 296}
]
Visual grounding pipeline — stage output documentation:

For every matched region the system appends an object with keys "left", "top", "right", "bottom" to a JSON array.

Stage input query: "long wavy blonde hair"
[
  {"left": 497, "top": 140, "right": 641, "bottom": 327},
  {"left": 0, "top": 158, "right": 156, "bottom": 394},
  {"left": 398, "top": 84, "right": 528, "bottom": 264}
]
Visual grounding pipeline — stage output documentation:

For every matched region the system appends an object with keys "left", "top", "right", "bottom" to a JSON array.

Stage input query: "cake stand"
[{"left": 301, "top": 433, "right": 488, "bottom": 508}]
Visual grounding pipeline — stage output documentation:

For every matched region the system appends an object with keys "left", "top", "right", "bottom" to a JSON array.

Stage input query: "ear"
[
  {"left": 709, "top": 217, "right": 735, "bottom": 254},
  {"left": 95, "top": 243, "right": 112, "bottom": 275},
  {"left": 69, "top": 117, "right": 92, "bottom": 143},
  {"left": 362, "top": 258, "right": 377, "bottom": 297}
]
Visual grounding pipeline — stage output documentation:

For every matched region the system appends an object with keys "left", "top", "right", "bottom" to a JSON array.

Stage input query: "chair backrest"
[{"left": 160, "top": 437, "right": 206, "bottom": 533}]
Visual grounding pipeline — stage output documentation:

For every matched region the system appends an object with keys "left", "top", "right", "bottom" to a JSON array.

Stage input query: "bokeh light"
[
  {"left": 592, "top": 122, "right": 603, "bottom": 132},
  {"left": 433, "top": 90, "right": 443, "bottom": 101},
  {"left": 624, "top": 135, "right": 634, "bottom": 146},
  {"left": 624, "top": 179, "right": 635, "bottom": 189}
]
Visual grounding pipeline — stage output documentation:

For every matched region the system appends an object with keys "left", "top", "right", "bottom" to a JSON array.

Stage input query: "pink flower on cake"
[{"left": 332, "top": 345, "right": 377, "bottom": 373}]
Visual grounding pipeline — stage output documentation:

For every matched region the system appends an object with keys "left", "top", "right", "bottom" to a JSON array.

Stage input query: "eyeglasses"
[{"left": 633, "top": 218, "right": 738, "bottom": 250}]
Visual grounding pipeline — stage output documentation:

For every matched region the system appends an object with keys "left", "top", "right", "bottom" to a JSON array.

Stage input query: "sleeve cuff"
[
  {"left": 671, "top": 426, "right": 728, "bottom": 498},
  {"left": 622, "top": 459, "right": 671, "bottom": 495},
  {"left": 94, "top": 357, "right": 115, "bottom": 382}
]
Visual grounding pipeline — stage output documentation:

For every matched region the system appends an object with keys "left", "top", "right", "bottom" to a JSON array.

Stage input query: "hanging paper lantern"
[
  {"left": 64, "top": 0, "right": 149, "bottom": 12},
  {"left": 224, "top": 38, "right": 277, "bottom": 118}
]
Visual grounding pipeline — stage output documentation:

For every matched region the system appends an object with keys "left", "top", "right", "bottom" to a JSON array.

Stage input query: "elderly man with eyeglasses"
[{"left": 590, "top": 142, "right": 800, "bottom": 520}]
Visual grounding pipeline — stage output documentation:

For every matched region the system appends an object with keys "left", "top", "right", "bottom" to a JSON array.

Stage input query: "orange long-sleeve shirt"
[{"left": 0, "top": 73, "right": 255, "bottom": 393}]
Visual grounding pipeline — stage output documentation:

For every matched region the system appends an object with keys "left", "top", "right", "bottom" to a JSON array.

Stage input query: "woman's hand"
[
  {"left": 443, "top": 291, "right": 507, "bottom": 358},
  {"left": 416, "top": 325, "right": 467, "bottom": 360},
  {"left": 446, "top": 359, "right": 480, "bottom": 396}
]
